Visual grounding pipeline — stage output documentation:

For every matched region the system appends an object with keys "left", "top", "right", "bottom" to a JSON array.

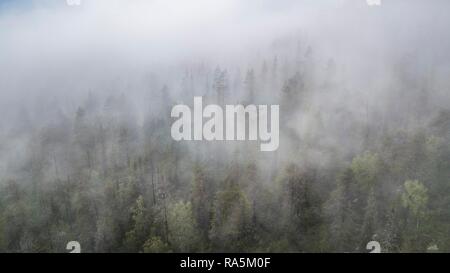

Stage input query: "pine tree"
[
  {"left": 167, "top": 201, "right": 200, "bottom": 252},
  {"left": 213, "top": 67, "right": 229, "bottom": 105},
  {"left": 209, "top": 170, "right": 252, "bottom": 251},
  {"left": 244, "top": 69, "right": 256, "bottom": 103},
  {"left": 191, "top": 164, "right": 211, "bottom": 239},
  {"left": 124, "top": 195, "right": 150, "bottom": 251},
  {"left": 326, "top": 168, "right": 362, "bottom": 252},
  {"left": 281, "top": 165, "right": 324, "bottom": 251}
]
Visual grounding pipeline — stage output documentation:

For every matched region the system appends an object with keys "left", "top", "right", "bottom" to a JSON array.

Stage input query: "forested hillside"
[
  {"left": 1, "top": 45, "right": 449, "bottom": 252},
  {"left": 0, "top": 0, "right": 449, "bottom": 253}
]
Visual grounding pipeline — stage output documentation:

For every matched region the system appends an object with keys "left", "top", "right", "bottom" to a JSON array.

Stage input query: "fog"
[
  {"left": 0, "top": 0, "right": 449, "bottom": 252},
  {"left": 1, "top": 0, "right": 448, "bottom": 142},
  {"left": 1, "top": 0, "right": 450, "bottom": 180}
]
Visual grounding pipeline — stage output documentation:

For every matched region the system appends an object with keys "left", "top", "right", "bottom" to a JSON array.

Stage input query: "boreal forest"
[{"left": 0, "top": 0, "right": 449, "bottom": 252}]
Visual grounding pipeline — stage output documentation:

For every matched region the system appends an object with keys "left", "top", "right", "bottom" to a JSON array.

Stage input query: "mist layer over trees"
[{"left": 0, "top": 0, "right": 449, "bottom": 252}]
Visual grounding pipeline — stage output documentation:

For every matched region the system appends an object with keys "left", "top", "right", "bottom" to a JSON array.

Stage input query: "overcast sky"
[{"left": 0, "top": 0, "right": 449, "bottom": 104}]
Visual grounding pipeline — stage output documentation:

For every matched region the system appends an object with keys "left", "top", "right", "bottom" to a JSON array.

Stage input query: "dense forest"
[{"left": 0, "top": 0, "right": 449, "bottom": 253}]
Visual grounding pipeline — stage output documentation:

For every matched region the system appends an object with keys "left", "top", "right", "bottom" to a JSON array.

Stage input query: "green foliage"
[
  {"left": 191, "top": 165, "right": 211, "bottom": 238},
  {"left": 351, "top": 152, "right": 381, "bottom": 190},
  {"left": 124, "top": 196, "right": 150, "bottom": 251},
  {"left": 0, "top": 85, "right": 449, "bottom": 253},
  {"left": 401, "top": 180, "right": 429, "bottom": 218},
  {"left": 360, "top": 188, "right": 379, "bottom": 249},
  {"left": 325, "top": 168, "right": 362, "bottom": 252},
  {"left": 167, "top": 201, "right": 200, "bottom": 252},
  {"left": 280, "top": 165, "right": 325, "bottom": 251},
  {"left": 210, "top": 177, "right": 252, "bottom": 251},
  {"left": 400, "top": 180, "right": 431, "bottom": 251},
  {"left": 143, "top": 236, "right": 171, "bottom": 253}
]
